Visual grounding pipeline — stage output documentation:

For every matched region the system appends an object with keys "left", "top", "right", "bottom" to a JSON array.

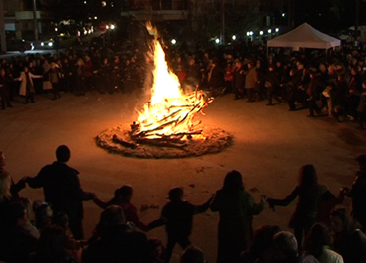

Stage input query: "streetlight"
[
  {"left": 171, "top": 39, "right": 176, "bottom": 45},
  {"left": 232, "top": 35, "right": 236, "bottom": 40},
  {"left": 110, "top": 24, "right": 115, "bottom": 30},
  {"left": 260, "top": 31, "right": 264, "bottom": 36},
  {"left": 215, "top": 38, "right": 220, "bottom": 44}
]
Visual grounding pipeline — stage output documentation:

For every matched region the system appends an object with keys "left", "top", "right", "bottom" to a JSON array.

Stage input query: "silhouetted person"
[
  {"left": 148, "top": 187, "right": 213, "bottom": 263},
  {"left": 342, "top": 154, "right": 366, "bottom": 231},
  {"left": 93, "top": 185, "right": 148, "bottom": 231},
  {"left": 26, "top": 145, "right": 94, "bottom": 240},
  {"left": 267, "top": 165, "right": 326, "bottom": 249},
  {"left": 210, "top": 170, "right": 266, "bottom": 263}
]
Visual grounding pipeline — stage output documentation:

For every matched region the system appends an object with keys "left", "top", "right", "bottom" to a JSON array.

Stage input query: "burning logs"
[{"left": 132, "top": 91, "right": 213, "bottom": 143}]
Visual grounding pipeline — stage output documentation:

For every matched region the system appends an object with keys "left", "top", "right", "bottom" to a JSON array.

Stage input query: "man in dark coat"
[
  {"left": 147, "top": 187, "right": 213, "bottom": 263},
  {"left": 82, "top": 205, "right": 152, "bottom": 263},
  {"left": 233, "top": 59, "right": 246, "bottom": 100},
  {"left": 26, "top": 145, "right": 94, "bottom": 239}
]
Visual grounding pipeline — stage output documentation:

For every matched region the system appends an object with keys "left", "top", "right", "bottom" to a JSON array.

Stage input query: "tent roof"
[{"left": 267, "top": 23, "right": 341, "bottom": 49}]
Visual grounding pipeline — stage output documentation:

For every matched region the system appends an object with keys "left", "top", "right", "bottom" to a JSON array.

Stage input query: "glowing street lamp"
[
  {"left": 215, "top": 38, "right": 220, "bottom": 44},
  {"left": 232, "top": 35, "right": 236, "bottom": 40},
  {"left": 110, "top": 24, "right": 115, "bottom": 30},
  {"left": 171, "top": 39, "right": 176, "bottom": 45},
  {"left": 268, "top": 29, "right": 272, "bottom": 34},
  {"left": 275, "top": 28, "right": 279, "bottom": 33},
  {"left": 246, "top": 32, "right": 250, "bottom": 36},
  {"left": 260, "top": 31, "right": 264, "bottom": 36}
]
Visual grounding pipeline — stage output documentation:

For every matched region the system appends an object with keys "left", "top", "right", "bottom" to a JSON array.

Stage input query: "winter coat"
[
  {"left": 18, "top": 72, "right": 42, "bottom": 96},
  {"left": 245, "top": 67, "right": 258, "bottom": 89}
]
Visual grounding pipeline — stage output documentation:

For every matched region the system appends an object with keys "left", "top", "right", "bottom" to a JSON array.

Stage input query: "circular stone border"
[{"left": 95, "top": 125, "right": 233, "bottom": 159}]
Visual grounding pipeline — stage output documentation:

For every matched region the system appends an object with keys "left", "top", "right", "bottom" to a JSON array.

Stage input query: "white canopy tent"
[{"left": 267, "top": 23, "right": 341, "bottom": 50}]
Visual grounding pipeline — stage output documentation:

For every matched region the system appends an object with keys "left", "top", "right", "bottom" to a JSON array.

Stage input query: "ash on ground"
[{"left": 95, "top": 125, "right": 233, "bottom": 159}]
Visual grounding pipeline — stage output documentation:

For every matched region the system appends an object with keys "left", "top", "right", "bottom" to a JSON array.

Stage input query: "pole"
[
  {"left": 33, "top": 0, "right": 39, "bottom": 42},
  {"left": 0, "top": 0, "right": 6, "bottom": 52},
  {"left": 221, "top": 0, "right": 225, "bottom": 45},
  {"left": 355, "top": 0, "right": 360, "bottom": 46}
]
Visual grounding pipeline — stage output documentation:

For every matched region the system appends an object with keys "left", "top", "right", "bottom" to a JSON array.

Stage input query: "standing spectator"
[
  {"left": 223, "top": 62, "right": 234, "bottom": 95},
  {"left": 0, "top": 68, "right": 13, "bottom": 109},
  {"left": 233, "top": 59, "right": 246, "bottom": 100},
  {"left": 49, "top": 63, "right": 61, "bottom": 100},
  {"left": 307, "top": 71, "right": 323, "bottom": 117},
  {"left": 333, "top": 74, "right": 348, "bottom": 122},
  {"left": 347, "top": 67, "right": 363, "bottom": 120},
  {"left": 16, "top": 66, "right": 43, "bottom": 104},
  {"left": 245, "top": 61, "right": 258, "bottom": 102},
  {"left": 147, "top": 187, "right": 213, "bottom": 263},
  {"left": 98, "top": 58, "right": 111, "bottom": 94},
  {"left": 208, "top": 58, "right": 224, "bottom": 97},
  {"left": 330, "top": 208, "right": 366, "bottom": 263},
  {"left": 264, "top": 64, "right": 281, "bottom": 105},
  {"left": 84, "top": 56, "right": 94, "bottom": 91},
  {"left": 210, "top": 170, "right": 266, "bottom": 263},
  {"left": 82, "top": 205, "right": 152, "bottom": 263},
  {"left": 342, "top": 154, "right": 366, "bottom": 230},
  {"left": 267, "top": 165, "right": 327, "bottom": 249},
  {"left": 25, "top": 145, "right": 94, "bottom": 240},
  {"left": 75, "top": 59, "right": 85, "bottom": 96}
]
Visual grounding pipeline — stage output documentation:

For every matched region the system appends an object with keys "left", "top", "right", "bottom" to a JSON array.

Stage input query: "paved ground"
[{"left": 0, "top": 91, "right": 364, "bottom": 263}]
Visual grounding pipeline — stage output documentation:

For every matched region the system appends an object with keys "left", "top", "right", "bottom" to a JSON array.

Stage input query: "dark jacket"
[
  {"left": 148, "top": 198, "right": 212, "bottom": 237},
  {"left": 27, "top": 162, "right": 93, "bottom": 223},
  {"left": 82, "top": 224, "right": 152, "bottom": 263}
]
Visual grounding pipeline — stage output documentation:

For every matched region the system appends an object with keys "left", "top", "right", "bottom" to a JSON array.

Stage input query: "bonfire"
[{"left": 129, "top": 26, "right": 213, "bottom": 146}]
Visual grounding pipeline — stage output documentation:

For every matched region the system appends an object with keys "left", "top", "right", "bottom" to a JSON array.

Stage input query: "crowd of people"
[
  {"left": 0, "top": 39, "right": 365, "bottom": 129},
  {"left": 0, "top": 144, "right": 366, "bottom": 263},
  {"left": 1, "top": 39, "right": 366, "bottom": 263}
]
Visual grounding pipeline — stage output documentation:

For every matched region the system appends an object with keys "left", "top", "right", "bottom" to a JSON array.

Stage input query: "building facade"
[{"left": 3, "top": 0, "right": 54, "bottom": 39}]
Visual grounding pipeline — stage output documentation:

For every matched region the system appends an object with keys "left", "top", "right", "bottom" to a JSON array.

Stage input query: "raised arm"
[
  {"left": 193, "top": 195, "right": 214, "bottom": 214},
  {"left": 267, "top": 186, "right": 299, "bottom": 207}
]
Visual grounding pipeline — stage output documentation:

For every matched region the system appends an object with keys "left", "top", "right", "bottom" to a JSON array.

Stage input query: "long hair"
[
  {"left": 330, "top": 208, "right": 354, "bottom": 252},
  {"left": 0, "top": 172, "right": 11, "bottom": 202},
  {"left": 298, "top": 164, "right": 318, "bottom": 190},
  {"left": 303, "top": 223, "right": 332, "bottom": 259},
  {"left": 223, "top": 170, "right": 244, "bottom": 192}
]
